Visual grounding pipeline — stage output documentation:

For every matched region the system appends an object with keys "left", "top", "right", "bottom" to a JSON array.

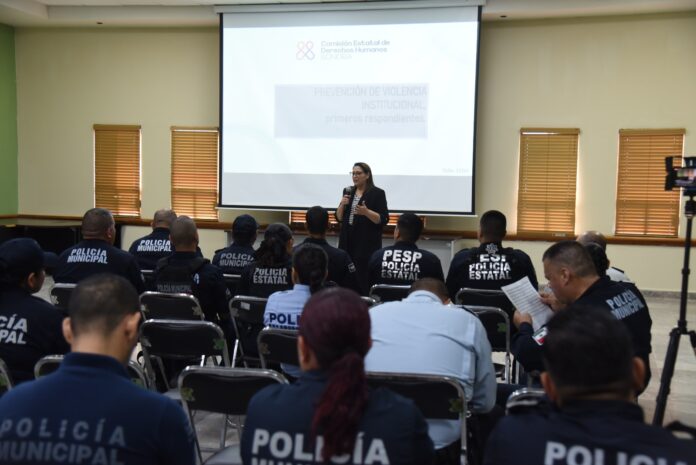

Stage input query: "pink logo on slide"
[{"left": 296, "top": 41, "right": 315, "bottom": 60}]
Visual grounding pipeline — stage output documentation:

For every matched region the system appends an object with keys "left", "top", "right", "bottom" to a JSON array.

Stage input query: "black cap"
[
  {"left": 232, "top": 214, "right": 259, "bottom": 235},
  {"left": 0, "top": 238, "right": 56, "bottom": 284}
]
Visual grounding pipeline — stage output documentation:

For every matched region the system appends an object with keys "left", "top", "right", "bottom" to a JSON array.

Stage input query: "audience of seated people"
[
  {"left": 238, "top": 223, "right": 294, "bottom": 297},
  {"left": 242, "top": 287, "right": 435, "bottom": 465},
  {"left": 577, "top": 229, "right": 632, "bottom": 282},
  {"left": 0, "top": 273, "right": 196, "bottom": 464},
  {"left": 365, "top": 278, "right": 496, "bottom": 465},
  {"left": 212, "top": 213, "right": 258, "bottom": 275},
  {"left": 294, "top": 206, "right": 360, "bottom": 292},
  {"left": 446, "top": 210, "right": 538, "bottom": 298},
  {"left": 368, "top": 212, "right": 444, "bottom": 288},
  {"left": 0, "top": 238, "right": 69, "bottom": 384},
  {"left": 512, "top": 240, "right": 652, "bottom": 390},
  {"left": 4, "top": 206, "right": 692, "bottom": 465},
  {"left": 128, "top": 208, "right": 177, "bottom": 270},
  {"left": 54, "top": 208, "right": 146, "bottom": 294},
  {"left": 485, "top": 306, "right": 696, "bottom": 465}
]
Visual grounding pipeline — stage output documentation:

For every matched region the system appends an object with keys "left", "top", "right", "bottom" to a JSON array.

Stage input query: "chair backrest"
[
  {"left": 139, "top": 291, "right": 204, "bottom": 321},
  {"left": 179, "top": 366, "right": 288, "bottom": 461},
  {"left": 50, "top": 283, "right": 77, "bottom": 309},
  {"left": 34, "top": 354, "right": 150, "bottom": 389},
  {"left": 0, "top": 357, "right": 13, "bottom": 396},
  {"left": 34, "top": 354, "right": 65, "bottom": 378},
  {"left": 229, "top": 296, "right": 268, "bottom": 364},
  {"left": 369, "top": 284, "right": 411, "bottom": 303},
  {"left": 139, "top": 319, "right": 230, "bottom": 363},
  {"left": 139, "top": 319, "right": 230, "bottom": 391},
  {"left": 361, "top": 296, "right": 378, "bottom": 307},
  {"left": 458, "top": 304, "right": 512, "bottom": 383},
  {"left": 141, "top": 269, "right": 156, "bottom": 291},
  {"left": 223, "top": 273, "right": 242, "bottom": 295},
  {"left": 366, "top": 371, "right": 468, "bottom": 459},
  {"left": 455, "top": 288, "right": 513, "bottom": 317},
  {"left": 257, "top": 328, "right": 300, "bottom": 368},
  {"left": 505, "top": 387, "right": 547, "bottom": 414}
]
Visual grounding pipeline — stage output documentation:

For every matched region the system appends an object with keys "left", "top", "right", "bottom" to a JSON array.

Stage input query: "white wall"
[{"left": 14, "top": 13, "right": 696, "bottom": 291}]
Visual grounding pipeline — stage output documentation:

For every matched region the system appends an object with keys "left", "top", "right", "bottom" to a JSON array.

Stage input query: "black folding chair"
[
  {"left": 139, "top": 319, "right": 230, "bottom": 392},
  {"left": 139, "top": 291, "right": 204, "bottom": 321},
  {"left": 369, "top": 284, "right": 411, "bottom": 303},
  {"left": 50, "top": 283, "right": 77, "bottom": 309},
  {"left": 0, "top": 357, "right": 13, "bottom": 396},
  {"left": 178, "top": 366, "right": 288, "bottom": 465},
  {"left": 223, "top": 274, "right": 242, "bottom": 296},
  {"left": 457, "top": 304, "right": 512, "bottom": 383},
  {"left": 34, "top": 354, "right": 150, "bottom": 389},
  {"left": 141, "top": 269, "right": 156, "bottom": 291},
  {"left": 505, "top": 387, "right": 547, "bottom": 415},
  {"left": 366, "top": 371, "right": 468, "bottom": 464},
  {"left": 257, "top": 328, "right": 299, "bottom": 369},
  {"left": 229, "top": 296, "right": 267, "bottom": 367}
]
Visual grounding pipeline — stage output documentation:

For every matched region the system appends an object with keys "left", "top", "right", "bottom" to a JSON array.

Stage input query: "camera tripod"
[{"left": 652, "top": 193, "right": 696, "bottom": 426}]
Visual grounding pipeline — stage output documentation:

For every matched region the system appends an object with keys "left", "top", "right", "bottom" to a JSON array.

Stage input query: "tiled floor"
[{"left": 636, "top": 295, "right": 696, "bottom": 427}]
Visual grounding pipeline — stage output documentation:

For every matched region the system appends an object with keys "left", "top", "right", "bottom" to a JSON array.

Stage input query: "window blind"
[
  {"left": 615, "top": 129, "right": 685, "bottom": 237},
  {"left": 516, "top": 128, "right": 579, "bottom": 237},
  {"left": 94, "top": 124, "right": 141, "bottom": 217},
  {"left": 171, "top": 127, "right": 219, "bottom": 221}
]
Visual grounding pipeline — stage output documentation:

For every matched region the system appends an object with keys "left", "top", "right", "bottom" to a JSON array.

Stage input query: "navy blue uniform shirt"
[
  {"left": 0, "top": 287, "right": 69, "bottom": 384},
  {"left": 368, "top": 241, "right": 444, "bottom": 288},
  {"left": 446, "top": 242, "right": 538, "bottom": 298},
  {"left": 512, "top": 277, "right": 652, "bottom": 385},
  {"left": 128, "top": 227, "right": 172, "bottom": 271},
  {"left": 295, "top": 237, "right": 360, "bottom": 292},
  {"left": 154, "top": 252, "right": 230, "bottom": 323},
  {"left": 54, "top": 239, "right": 145, "bottom": 294},
  {"left": 238, "top": 260, "right": 293, "bottom": 298},
  {"left": 241, "top": 370, "right": 434, "bottom": 465},
  {"left": 484, "top": 400, "right": 696, "bottom": 465},
  {"left": 212, "top": 243, "right": 255, "bottom": 275},
  {"left": 0, "top": 352, "right": 196, "bottom": 465}
]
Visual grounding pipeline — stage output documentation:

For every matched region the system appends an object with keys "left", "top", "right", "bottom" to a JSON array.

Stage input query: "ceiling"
[{"left": 0, "top": 0, "right": 695, "bottom": 27}]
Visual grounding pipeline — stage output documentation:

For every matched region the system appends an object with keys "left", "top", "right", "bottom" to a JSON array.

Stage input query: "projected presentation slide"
[{"left": 220, "top": 5, "right": 480, "bottom": 214}]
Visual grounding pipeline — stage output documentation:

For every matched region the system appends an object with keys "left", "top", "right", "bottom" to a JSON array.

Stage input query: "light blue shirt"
[
  {"left": 264, "top": 284, "right": 311, "bottom": 330},
  {"left": 365, "top": 290, "right": 496, "bottom": 448},
  {"left": 263, "top": 284, "right": 311, "bottom": 378}
]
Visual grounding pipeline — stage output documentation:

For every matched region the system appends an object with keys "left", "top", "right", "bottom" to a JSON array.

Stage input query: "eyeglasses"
[{"left": 350, "top": 171, "right": 365, "bottom": 176}]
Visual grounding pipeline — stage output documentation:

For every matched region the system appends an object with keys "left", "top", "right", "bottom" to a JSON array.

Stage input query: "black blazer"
[{"left": 337, "top": 186, "right": 389, "bottom": 264}]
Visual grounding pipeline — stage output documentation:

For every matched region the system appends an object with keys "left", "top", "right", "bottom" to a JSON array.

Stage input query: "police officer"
[
  {"left": 512, "top": 241, "right": 652, "bottom": 390},
  {"left": 0, "top": 238, "right": 69, "bottom": 384},
  {"left": 485, "top": 307, "right": 696, "bottom": 465},
  {"left": 154, "top": 216, "right": 231, "bottom": 329},
  {"left": 367, "top": 213, "right": 443, "bottom": 288},
  {"left": 294, "top": 206, "right": 359, "bottom": 292},
  {"left": 238, "top": 223, "right": 293, "bottom": 298},
  {"left": 0, "top": 274, "right": 196, "bottom": 465},
  {"left": 212, "top": 214, "right": 258, "bottom": 274},
  {"left": 54, "top": 208, "right": 145, "bottom": 294},
  {"left": 447, "top": 210, "right": 538, "bottom": 299},
  {"left": 128, "top": 209, "right": 177, "bottom": 270}
]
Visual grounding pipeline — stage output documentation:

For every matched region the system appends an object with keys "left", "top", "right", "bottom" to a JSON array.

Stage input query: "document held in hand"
[{"left": 501, "top": 276, "right": 554, "bottom": 331}]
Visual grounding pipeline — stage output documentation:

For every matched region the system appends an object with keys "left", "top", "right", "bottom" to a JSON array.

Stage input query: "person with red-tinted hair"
[{"left": 241, "top": 287, "right": 434, "bottom": 465}]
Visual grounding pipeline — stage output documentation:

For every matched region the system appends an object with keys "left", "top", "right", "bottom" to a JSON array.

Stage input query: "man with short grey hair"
[{"left": 55, "top": 208, "right": 145, "bottom": 293}]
